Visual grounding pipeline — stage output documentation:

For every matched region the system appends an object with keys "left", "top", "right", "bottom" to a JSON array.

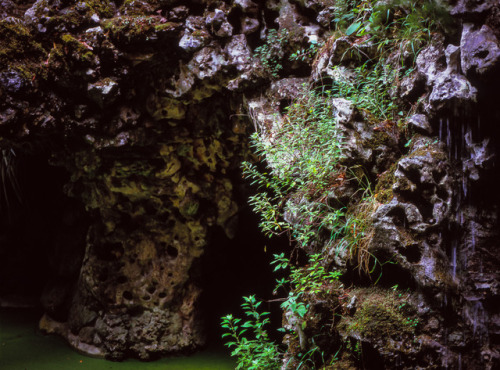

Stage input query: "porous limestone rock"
[
  {"left": 1, "top": 0, "right": 500, "bottom": 368},
  {"left": 460, "top": 23, "right": 500, "bottom": 81}
]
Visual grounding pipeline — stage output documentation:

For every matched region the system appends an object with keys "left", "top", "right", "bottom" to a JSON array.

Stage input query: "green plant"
[
  {"left": 221, "top": 295, "right": 281, "bottom": 370},
  {"left": 273, "top": 253, "right": 342, "bottom": 368},
  {"left": 329, "top": 62, "right": 399, "bottom": 120},
  {"left": 273, "top": 253, "right": 341, "bottom": 298},
  {"left": 273, "top": 253, "right": 341, "bottom": 333},
  {"left": 290, "top": 39, "right": 323, "bottom": 64},
  {"left": 330, "top": 0, "right": 367, "bottom": 32},
  {"left": 254, "top": 29, "right": 289, "bottom": 78},
  {"left": 370, "top": 0, "right": 451, "bottom": 61},
  {"left": 340, "top": 191, "right": 379, "bottom": 274},
  {"left": 335, "top": 0, "right": 451, "bottom": 64},
  {"left": 243, "top": 88, "right": 347, "bottom": 247},
  {"left": 292, "top": 334, "right": 333, "bottom": 369}
]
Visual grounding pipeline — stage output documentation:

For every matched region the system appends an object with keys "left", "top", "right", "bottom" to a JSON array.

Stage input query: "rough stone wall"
[
  {"left": 0, "top": 0, "right": 499, "bottom": 367},
  {"left": 247, "top": 1, "right": 500, "bottom": 369},
  {"left": 0, "top": 0, "right": 263, "bottom": 360}
]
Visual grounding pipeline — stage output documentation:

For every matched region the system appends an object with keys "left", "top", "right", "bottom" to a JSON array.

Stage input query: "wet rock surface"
[
  {"left": 1, "top": 0, "right": 257, "bottom": 360},
  {"left": 0, "top": 0, "right": 499, "bottom": 368}
]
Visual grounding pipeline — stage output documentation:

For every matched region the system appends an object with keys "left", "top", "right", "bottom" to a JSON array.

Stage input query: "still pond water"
[{"left": 0, "top": 308, "right": 235, "bottom": 370}]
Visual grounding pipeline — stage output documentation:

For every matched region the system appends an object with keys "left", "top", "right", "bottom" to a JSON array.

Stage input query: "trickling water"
[
  {"left": 461, "top": 121, "right": 466, "bottom": 160},
  {"left": 470, "top": 222, "right": 476, "bottom": 253},
  {"left": 439, "top": 112, "right": 493, "bottom": 364},
  {"left": 472, "top": 301, "right": 487, "bottom": 341},
  {"left": 451, "top": 240, "right": 457, "bottom": 279},
  {"left": 462, "top": 174, "right": 467, "bottom": 198},
  {"left": 447, "top": 118, "right": 452, "bottom": 158},
  {"left": 443, "top": 328, "right": 449, "bottom": 369}
]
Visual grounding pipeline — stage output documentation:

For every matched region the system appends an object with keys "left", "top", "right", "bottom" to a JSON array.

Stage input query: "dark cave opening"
[
  {"left": 0, "top": 146, "right": 88, "bottom": 317},
  {"left": 0, "top": 142, "right": 289, "bottom": 354},
  {"left": 199, "top": 201, "right": 290, "bottom": 346}
]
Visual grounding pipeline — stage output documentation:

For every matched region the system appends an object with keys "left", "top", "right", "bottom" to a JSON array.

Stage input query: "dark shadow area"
[
  {"left": 199, "top": 203, "right": 289, "bottom": 346},
  {"left": 0, "top": 145, "right": 88, "bottom": 314}
]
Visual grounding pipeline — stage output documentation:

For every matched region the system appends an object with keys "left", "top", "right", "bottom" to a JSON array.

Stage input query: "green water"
[{"left": 0, "top": 309, "right": 235, "bottom": 370}]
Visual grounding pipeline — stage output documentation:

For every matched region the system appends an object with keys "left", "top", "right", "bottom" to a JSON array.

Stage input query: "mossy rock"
[
  {"left": 374, "top": 163, "right": 397, "bottom": 204},
  {"left": 102, "top": 16, "right": 181, "bottom": 45},
  {"left": 120, "top": 0, "right": 160, "bottom": 16},
  {"left": 60, "top": 34, "right": 95, "bottom": 64},
  {"left": 341, "top": 289, "right": 417, "bottom": 341},
  {"left": 27, "top": 0, "right": 114, "bottom": 33},
  {"left": 0, "top": 19, "right": 46, "bottom": 73},
  {"left": 363, "top": 130, "right": 393, "bottom": 150},
  {"left": 83, "top": 0, "right": 115, "bottom": 18}
]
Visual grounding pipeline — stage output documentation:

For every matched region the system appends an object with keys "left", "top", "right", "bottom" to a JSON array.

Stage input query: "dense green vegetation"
[{"left": 223, "top": 0, "right": 449, "bottom": 368}]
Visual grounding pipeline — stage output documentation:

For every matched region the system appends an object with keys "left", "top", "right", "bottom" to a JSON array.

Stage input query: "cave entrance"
[
  {"left": 0, "top": 145, "right": 88, "bottom": 317},
  {"left": 199, "top": 190, "right": 290, "bottom": 345}
]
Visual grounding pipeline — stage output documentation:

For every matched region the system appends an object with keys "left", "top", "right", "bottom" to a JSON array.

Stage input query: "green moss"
[
  {"left": 60, "top": 34, "right": 95, "bottom": 63},
  {"left": 47, "top": 44, "right": 66, "bottom": 71},
  {"left": 102, "top": 16, "right": 164, "bottom": 43},
  {"left": 33, "top": 1, "right": 112, "bottom": 34},
  {"left": 374, "top": 163, "right": 397, "bottom": 204},
  {"left": 342, "top": 289, "right": 417, "bottom": 340},
  {"left": 120, "top": 0, "right": 160, "bottom": 16},
  {"left": 363, "top": 130, "right": 393, "bottom": 150},
  {"left": 154, "top": 22, "right": 181, "bottom": 32},
  {"left": 408, "top": 144, "right": 447, "bottom": 162},
  {"left": 45, "top": 12, "right": 82, "bottom": 31},
  {"left": 0, "top": 20, "right": 46, "bottom": 72},
  {"left": 85, "top": 0, "right": 114, "bottom": 18},
  {"left": 113, "top": 161, "right": 155, "bottom": 178}
]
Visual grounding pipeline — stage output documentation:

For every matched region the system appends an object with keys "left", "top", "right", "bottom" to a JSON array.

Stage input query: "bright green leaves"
[
  {"left": 330, "top": 63, "right": 399, "bottom": 120},
  {"left": 254, "top": 29, "right": 288, "bottom": 78},
  {"left": 272, "top": 253, "right": 342, "bottom": 320},
  {"left": 221, "top": 296, "right": 281, "bottom": 370},
  {"left": 346, "top": 21, "right": 362, "bottom": 36},
  {"left": 242, "top": 89, "right": 346, "bottom": 246}
]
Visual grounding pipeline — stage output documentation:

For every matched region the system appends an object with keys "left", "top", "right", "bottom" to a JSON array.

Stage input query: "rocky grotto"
[{"left": 0, "top": 0, "right": 499, "bottom": 368}]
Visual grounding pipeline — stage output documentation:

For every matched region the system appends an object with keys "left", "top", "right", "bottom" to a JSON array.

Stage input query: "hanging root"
[{"left": 0, "top": 148, "right": 23, "bottom": 221}]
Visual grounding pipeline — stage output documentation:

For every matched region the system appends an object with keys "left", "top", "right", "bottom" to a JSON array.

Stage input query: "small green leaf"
[{"left": 346, "top": 21, "right": 362, "bottom": 36}]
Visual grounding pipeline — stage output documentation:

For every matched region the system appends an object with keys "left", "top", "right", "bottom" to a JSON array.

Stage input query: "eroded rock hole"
[
  {"left": 401, "top": 244, "right": 422, "bottom": 263},
  {"left": 147, "top": 285, "right": 156, "bottom": 294},
  {"left": 166, "top": 245, "right": 178, "bottom": 258}
]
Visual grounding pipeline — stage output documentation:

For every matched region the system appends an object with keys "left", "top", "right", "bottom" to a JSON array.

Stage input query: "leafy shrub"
[
  {"left": 243, "top": 88, "right": 346, "bottom": 244},
  {"left": 273, "top": 253, "right": 342, "bottom": 316},
  {"left": 254, "top": 29, "right": 289, "bottom": 78},
  {"left": 329, "top": 62, "right": 399, "bottom": 120},
  {"left": 368, "top": 0, "right": 452, "bottom": 57},
  {"left": 221, "top": 295, "right": 281, "bottom": 370},
  {"left": 290, "top": 38, "right": 323, "bottom": 64},
  {"left": 336, "top": 0, "right": 451, "bottom": 63}
]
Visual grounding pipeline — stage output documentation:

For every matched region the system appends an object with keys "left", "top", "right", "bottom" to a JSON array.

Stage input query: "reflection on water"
[{"left": 0, "top": 308, "right": 235, "bottom": 370}]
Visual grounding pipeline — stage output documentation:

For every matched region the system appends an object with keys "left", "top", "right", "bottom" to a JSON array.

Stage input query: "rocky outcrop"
[
  {"left": 0, "top": 0, "right": 265, "bottom": 361},
  {"left": 1, "top": 0, "right": 499, "bottom": 368},
  {"left": 247, "top": 1, "right": 500, "bottom": 368}
]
